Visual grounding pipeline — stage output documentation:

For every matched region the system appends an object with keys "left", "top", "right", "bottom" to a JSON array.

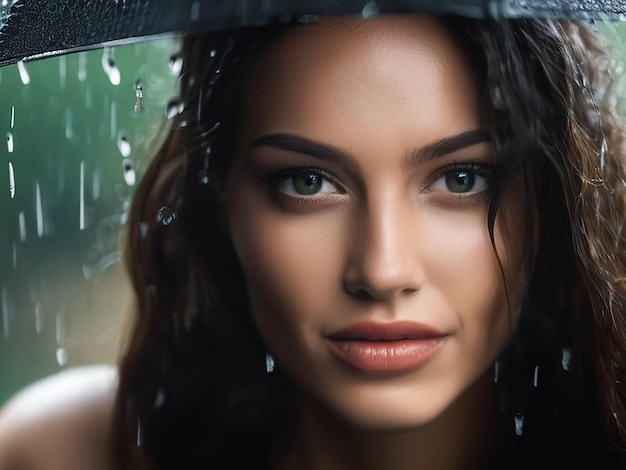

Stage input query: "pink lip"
[{"left": 326, "top": 321, "right": 447, "bottom": 374}]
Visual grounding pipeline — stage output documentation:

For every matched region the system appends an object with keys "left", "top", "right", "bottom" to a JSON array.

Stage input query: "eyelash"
[{"left": 261, "top": 162, "right": 494, "bottom": 203}]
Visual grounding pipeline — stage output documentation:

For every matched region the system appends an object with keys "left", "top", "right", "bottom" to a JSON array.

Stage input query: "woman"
[{"left": 106, "top": 12, "right": 626, "bottom": 469}]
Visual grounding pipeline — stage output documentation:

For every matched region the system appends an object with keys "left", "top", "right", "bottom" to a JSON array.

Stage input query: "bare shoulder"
[{"left": 0, "top": 365, "right": 117, "bottom": 470}]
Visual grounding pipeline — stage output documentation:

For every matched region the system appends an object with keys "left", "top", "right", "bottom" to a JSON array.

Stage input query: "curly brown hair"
[{"left": 112, "top": 16, "right": 626, "bottom": 469}]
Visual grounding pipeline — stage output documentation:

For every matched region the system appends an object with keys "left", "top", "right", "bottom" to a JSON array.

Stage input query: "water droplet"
[
  {"left": 514, "top": 412, "right": 524, "bottom": 436},
  {"left": 265, "top": 353, "right": 275, "bottom": 373},
  {"left": 361, "top": 1, "right": 379, "bottom": 20},
  {"left": 297, "top": 14, "right": 319, "bottom": 24},
  {"left": 8, "top": 162, "right": 15, "bottom": 198},
  {"left": 18, "top": 211, "right": 26, "bottom": 242},
  {"left": 79, "top": 161, "right": 85, "bottom": 230},
  {"left": 600, "top": 138, "right": 607, "bottom": 171},
  {"left": 16, "top": 60, "right": 30, "bottom": 85},
  {"left": 102, "top": 48, "right": 121, "bottom": 85},
  {"left": 56, "top": 310, "right": 65, "bottom": 345},
  {"left": 136, "top": 416, "right": 143, "bottom": 447},
  {"left": 118, "top": 135, "right": 131, "bottom": 157},
  {"left": 154, "top": 388, "right": 165, "bottom": 408},
  {"left": 134, "top": 80, "right": 143, "bottom": 111},
  {"left": 59, "top": 55, "right": 66, "bottom": 89},
  {"left": 35, "top": 302, "right": 43, "bottom": 334},
  {"left": 122, "top": 159, "right": 136, "bottom": 186},
  {"left": 10, "top": 106, "right": 14, "bottom": 128},
  {"left": 166, "top": 100, "right": 185, "bottom": 119},
  {"left": 209, "top": 49, "right": 217, "bottom": 58},
  {"left": 6, "top": 131, "right": 13, "bottom": 152},
  {"left": 169, "top": 55, "right": 183, "bottom": 75},
  {"left": 533, "top": 365, "right": 539, "bottom": 388},
  {"left": 493, "top": 360, "right": 500, "bottom": 383},
  {"left": 156, "top": 206, "right": 177, "bottom": 226},
  {"left": 92, "top": 169, "right": 101, "bottom": 201},
  {"left": 190, "top": 0, "right": 200, "bottom": 20},
  {"left": 35, "top": 181, "right": 43, "bottom": 238},
  {"left": 56, "top": 347, "right": 68, "bottom": 367},
  {"left": 561, "top": 348, "right": 571, "bottom": 371},
  {"left": 140, "top": 222, "right": 149, "bottom": 238},
  {"left": 110, "top": 101, "right": 117, "bottom": 140},
  {"left": 2, "top": 287, "right": 9, "bottom": 339},
  {"left": 65, "top": 108, "right": 73, "bottom": 140},
  {"left": 78, "top": 51, "right": 87, "bottom": 81}
]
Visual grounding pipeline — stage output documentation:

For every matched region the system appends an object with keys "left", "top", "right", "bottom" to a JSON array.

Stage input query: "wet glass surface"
[{"left": 0, "top": 38, "right": 177, "bottom": 405}]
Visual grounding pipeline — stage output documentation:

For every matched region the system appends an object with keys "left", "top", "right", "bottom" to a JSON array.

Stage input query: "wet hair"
[{"left": 112, "top": 16, "right": 626, "bottom": 469}]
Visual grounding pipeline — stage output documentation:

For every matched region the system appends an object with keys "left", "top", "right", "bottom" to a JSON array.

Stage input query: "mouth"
[{"left": 325, "top": 321, "right": 447, "bottom": 374}]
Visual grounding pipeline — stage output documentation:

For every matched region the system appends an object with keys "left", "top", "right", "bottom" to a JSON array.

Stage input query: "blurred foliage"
[{"left": 0, "top": 38, "right": 178, "bottom": 405}]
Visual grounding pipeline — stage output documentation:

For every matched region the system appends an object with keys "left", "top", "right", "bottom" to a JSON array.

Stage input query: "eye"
[
  {"left": 276, "top": 169, "right": 339, "bottom": 196},
  {"left": 431, "top": 165, "right": 492, "bottom": 194}
]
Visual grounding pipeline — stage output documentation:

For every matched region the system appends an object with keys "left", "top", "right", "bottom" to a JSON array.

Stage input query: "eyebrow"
[{"left": 248, "top": 129, "right": 491, "bottom": 167}]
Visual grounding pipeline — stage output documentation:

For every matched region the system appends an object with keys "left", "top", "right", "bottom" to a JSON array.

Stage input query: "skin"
[{"left": 227, "top": 16, "right": 528, "bottom": 470}]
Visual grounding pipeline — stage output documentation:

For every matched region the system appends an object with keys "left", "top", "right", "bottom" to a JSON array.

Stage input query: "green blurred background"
[{"left": 0, "top": 38, "right": 178, "bottom": 405}]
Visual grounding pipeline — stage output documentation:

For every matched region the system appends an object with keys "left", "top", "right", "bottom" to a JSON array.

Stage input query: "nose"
[{"left": 342, "top": 196, "right": 424, "bottom": 301}]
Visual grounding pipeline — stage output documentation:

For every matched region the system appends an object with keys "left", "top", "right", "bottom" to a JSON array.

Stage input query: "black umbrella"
[{"left": 0, "top": 0, "right": 625, "bottom": 67}]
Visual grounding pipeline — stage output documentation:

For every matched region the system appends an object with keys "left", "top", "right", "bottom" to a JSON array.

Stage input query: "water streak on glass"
[
  {"left": 9, "top": 105, "right": 14, "bottom": 128},
  {"left": 79, "top": 160, "right": 85, "bottom": 230},
  {"left": 18, "top": 211, "right": 26, "bottom": 242},
  {"left": 561, "top": 348, "right": 572, "bottom": 371},
  {"left": 110, "top": 101, "right": 117, "bottom": 140},
  {"left": 6, "top": 131, "right": 13, "bottom": 153},
  {"left": 78, "top": 51, "right": 87, "bottom": 82},
  {"left": 532, "top": 365, "right": 539, "bottom": 388},
  {"left": 35, "top": 302, "right": 43, "bottom": 334},
  {"left": 102, "top": 48, "right": 121, "bottom": 86},
  {"left": 59, "top": 55, "right": 66, "bottom": 89},
  {"left": 8, "top": 161, "right": 15, "bottom": 198},
  {"left": 1, "top": 286, "right": 8, "bottom": 340},
  {"left": 35, "top": 181, "right": 43, "bottom": 238},
  {"left": 514, "top": 412, "right": 524, "bottom": 436},
  {"left": 16, "top": 60, "right": 30, "bottom": 85},
  {"left": 92, "top": 169, "right": 101, "bottom": 201},
  {"left": 65, "top": 108, "right": 73, "bottom": 140}
]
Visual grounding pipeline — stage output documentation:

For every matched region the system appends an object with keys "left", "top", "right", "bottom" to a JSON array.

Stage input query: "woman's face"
[{"left": 227, "top": 16, "right": 527, "bottom": 429}]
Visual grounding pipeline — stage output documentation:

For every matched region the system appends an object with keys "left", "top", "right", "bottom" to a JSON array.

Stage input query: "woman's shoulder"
[{"left": 0, "top": 365, "right": 117, "bottom": 470}]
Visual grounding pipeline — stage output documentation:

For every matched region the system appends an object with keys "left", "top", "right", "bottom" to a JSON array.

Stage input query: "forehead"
[{"left": 239, "top": 15, "right": 481, "bottom": 147}]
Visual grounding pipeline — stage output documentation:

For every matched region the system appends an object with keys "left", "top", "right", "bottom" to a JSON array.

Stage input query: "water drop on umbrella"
[
  {"left": 8, "top": 161, "right": 15, "bottom": 198},
  {"left": 122, "top": 159, "right": 136, "bottom": 186},
  {"left": 362, "top": 2, "right": 379, "bottom": 20},
  {"left": 166, "top": 100, "right": 185, "bottom": 119},
  {"left": 6, "top": 131, "right": 13, "bottom": 152},
  {"left": 16, "top": 60, "right": 30, "bottom": 85},
  {"left": 118, "top": 135, "right": 131, "bottom": 157},
  {"left": 156, "top": 206, "right": 177, "bottom": 226},
  {"left": 134, "top": 80, "right": 143, "bottom": 111},
  {"left": 169, "top": 55, "right": 183, "bottom": 75},
  {"left": 514, "top": 412, "right": 524, "bottom": 436}
]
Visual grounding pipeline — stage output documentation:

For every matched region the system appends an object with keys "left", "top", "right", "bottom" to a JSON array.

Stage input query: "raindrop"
[
  {"left": 361, "top": 1, "right": 379, "bottom": 20},
  {"left": 122, "top": 159, "right": 136, "bottom": 186},
  {"left": 35, "top": 302, "right": 43, "bottom": 334},
  {"left": 118, "top": 134, "right": 132, "bottom": 157},
  {"left": 35, "top": 181, "right": 43, "bottom": 237},
  {"left": 168, "top": 55, "right": 183, "bottom": 75},
  {"left": 18, "top": 211, "right": 26, "bottom": 242},
  {"left": 561, "top": 348, "right": 571, "bottom": 371},
  {"left": 190, "top": 0, "right": 200, "bottom": 20},
  {"left": 78, "top": 51, "right": 87, "bottom": 81},
  {"left": 136, "top": 416, "right": 143, "bottom": 447},
  {"left": 8, "top": 162, "right": 15, "bottom": 198},
  {"left": 102, "top": 48, "right": 121, "bottom": 86},
  {"left": 56, "top": 310, "right": 65, "bottom": 345},
  {"left": 6, "top": 131, "right": 13, "bottom": 152},
  {"left": 12, "top": 241, "right": 16, "bottom": 268},
  {"left": 2, "top": 287, "right": 9, "bottom": 339},
  {"left": 532, "top": 365, "right": 539, "bottom": 388},
  {"left": 297, "top": 14, "right": 319, "bottom": 24},
  {"left": 59, "top": 55, "right": 66, "bottom": 89},
  {"left": 166, "top": 100, "right": 185, "bottom": 120},
  {"left": 16, "top": 60, "right": 30, "bottom": 85},
  {"left": 209, "top": 49, "right": 217, "bottom": 58},
  {"left": 154, "top": 388, "right": 166, "bottom": 408},
  {"left": 493, "top": 360, "right": 500, "bottom": 383},
  {"left": 65, "top": 108, "right": 73, "bottom": 140},
  {"left": 10, "top": 106, "right": 14, "bottom": 128},
  {"left": 600, "top": 138, "right": 607, "bottom": 172},
  {"left": 156, "top": 206, "right": 177, "bottom": 226},
  {"left": 92, "top": 169, "right": 101, "bottom": 201},
  {"left": 514, "top": 412, "right": 524, "bottom": 436},
  {"left": 134, "top": 80, "right": 143, "bottom": 111},
  {"left": 265, "top": 353, "right": 275, "bottom": 373},
  {"left": 110, "top": 101, "right": 117, "bottom": 140},
  {"left": 56, "top": 347, "right": 68, "bottom": 367},
  {"left": 140, "top": 222, "right": 149, "bottom": 238},
  {"left": 79, "top": 161, "right": 85, "bottom": 230}
]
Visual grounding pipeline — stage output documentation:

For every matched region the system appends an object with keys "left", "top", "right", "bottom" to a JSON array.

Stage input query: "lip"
[{"left": 326, "top": 321, "right": 447, "bottom": 374}]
